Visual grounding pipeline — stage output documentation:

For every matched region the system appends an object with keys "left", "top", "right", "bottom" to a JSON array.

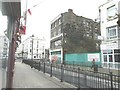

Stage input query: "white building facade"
[
  {"left": 0, "top": 35, "right": 9, "bottom": 60},
  {"left": 99, "top": 0, "right": 120, "bottom": 69},
  {"left": 16, "top": 36, "right": 45, "bottom": 60}
]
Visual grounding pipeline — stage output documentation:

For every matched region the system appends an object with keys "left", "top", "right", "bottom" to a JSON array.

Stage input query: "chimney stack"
[{"left": 68, "top": 9, "right": 73, "bottom": 13}]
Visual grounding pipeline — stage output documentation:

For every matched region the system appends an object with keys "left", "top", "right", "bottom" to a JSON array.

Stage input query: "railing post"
[
  {"left": 61, "top": 64, "right": 64, "bottom": 82},
  {"left": 34, "top": 61, "right": 35, "bottom": 68},
  {"left": 73, "top": 61, "right": 74, "bottom": 69},
  {"left": 84, "top": 71, "right": 87, "bottom": 87},
  {"left": 50, "top": 63, "right": 52, "bottom": 77},
  {"left": 110, "top": 72, "right": 113, "bottom": 90},
  {"left": 78, "top": 67, "right": 80, "bottom": 89},
  {"left": 39, "top": 61, "right": 41, "bottom": 71},
  {"left": 31, "top": 60, "right": 33, "bottom": 68},
  {"left": 118, "top": 64, "right": 120, "bottom": 89},
  {"left": 118, "top": 72, "right": 120, "bottom": 89},
  {"left": 43, "top": 62, "right": 45, "bottom": 73}
]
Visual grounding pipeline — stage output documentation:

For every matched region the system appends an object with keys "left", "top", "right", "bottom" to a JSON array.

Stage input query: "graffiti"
[{"left": 51, "top": 55, "right": 58, "bottom": 63}]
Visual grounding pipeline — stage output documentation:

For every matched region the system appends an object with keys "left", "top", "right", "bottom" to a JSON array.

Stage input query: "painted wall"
[{"left": 65, "top": 53, "right": 101, "bottom": 67}]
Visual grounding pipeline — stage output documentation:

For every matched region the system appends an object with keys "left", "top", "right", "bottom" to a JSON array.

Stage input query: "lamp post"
[
  {"left": 42, "top": 46, "right": 44, "bottom": 59},
  {"left": 22, "top": 44, "right": 24, "bottom": 61},
  {"left": 21, "top": 51, "right": 24, "bottom": 62},
  {"left": 31, "top": 35, "right": 34, "bottom": 68}
]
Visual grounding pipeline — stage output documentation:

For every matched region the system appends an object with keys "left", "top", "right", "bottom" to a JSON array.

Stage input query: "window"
[
  {"left": 37, "top": 49, "right": 38, "bottom": 53},
  {"left": 4, "top": 38, "right": 6, "bottom": 41},
  {"left": 114, "top": 55, "right": 120, "bottom": 62},
  {"left": 55, "top": 21, "right": 57, "bottom": 27},
  {"left": 54, "top": 31, "right": 56, "bottom": 36},
  {"left": 103, "top": 50, "right": 107, "bottom": 54},
  {"left": 30, "top": 44, "right": 32, "bottom": 47},
  {"left": 107, "top": 5, "right": 117, "bottom": 20},
  {"left": 58, "top": 18, "right": 61, "bottom": 24},
  {"left": 102, "top": 50, "right": 114, "bottom": 63},
  {"left": 103, "top": 55, "right": 107, "bottom": 62},
  {"left": 109, "top": 55, "right": 113, "bottom": 62},
  {"left": 114, "top": 49, "right": 120, "bottom": 62},
  {"left": 30, "top": 49, "right": 31, "bottom": 52},
  {"left": 4, "top": 42, "right": 7, "bottom": 46},
  {"left": 107, "top": 26, "right": 117, "bottom": 39},
  {"left": 108, "top": 50, "right": 113, "bottom": 54},
  {"left": 114, "top": 49, "right": 120, "bottom": 53},
  {"left": 83, "top": 20, "right": 86, "bottom": 25},
  {"left": 58, "top": 26, "right": 61, "bottom": 35},
  {"left": 54, "top": 40, "right": 61, "bottom": 49}
]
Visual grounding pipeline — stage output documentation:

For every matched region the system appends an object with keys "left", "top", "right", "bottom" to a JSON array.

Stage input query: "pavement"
[
  {"left": 12, "top": 61, "right": 77, "bottom": 88},
  {"left": 1, "top": 60, "right": 119, "bottom": 89}
]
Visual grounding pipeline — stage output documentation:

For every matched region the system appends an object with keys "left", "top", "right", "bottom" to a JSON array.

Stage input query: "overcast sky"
[{"left": 0, "top": 0, "right": 107, "bottom": 48}]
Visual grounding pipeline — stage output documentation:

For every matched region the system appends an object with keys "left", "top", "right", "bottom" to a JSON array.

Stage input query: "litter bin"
[{"left": 94, "top": 65, "right": 98, "bottom": 72}]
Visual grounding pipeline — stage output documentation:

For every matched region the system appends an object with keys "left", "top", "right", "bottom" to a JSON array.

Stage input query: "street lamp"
[
  {"left": 31, "top": 35, "right": 34, "bottom": 68},
  {"left": 22, "top": 44, "right": 24, "bottom": 60},
  {"left": 42, "top": 46, "right": 44, "bottom": 59}
]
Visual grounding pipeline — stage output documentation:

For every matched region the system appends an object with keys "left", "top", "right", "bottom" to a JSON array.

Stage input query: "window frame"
[
  {"left": 107, "top": 5, "right": 117, "bottom": 21},
  {"left": 107, "top": 26, "right": 118, "bottom": 39}
]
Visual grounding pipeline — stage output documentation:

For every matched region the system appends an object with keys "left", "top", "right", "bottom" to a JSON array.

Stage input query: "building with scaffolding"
[{"left": 0, "top": 35, "right": 9, "bottom": 60}]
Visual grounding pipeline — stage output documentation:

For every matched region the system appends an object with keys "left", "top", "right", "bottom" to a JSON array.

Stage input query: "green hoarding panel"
[{"left": 65, "top": 53, "right": 101, "bottom": 67}]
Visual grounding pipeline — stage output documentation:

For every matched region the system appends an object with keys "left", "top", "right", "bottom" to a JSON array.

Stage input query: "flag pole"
[{"left": 25, "top": 0, "right": 28, "bottom": 26}]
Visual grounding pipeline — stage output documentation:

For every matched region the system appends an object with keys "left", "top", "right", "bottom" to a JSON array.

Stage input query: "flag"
[
  {"left": 28, "top": 9, "right": 32, "bottom": 15},
  {"left": 20, "top": 25, "right": 26, "bottom": 35}
]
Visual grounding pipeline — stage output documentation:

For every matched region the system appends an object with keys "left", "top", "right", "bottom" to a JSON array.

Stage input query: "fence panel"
[
  {"left": 52, "top": 65, "right": 61, "bottom": 80},
  {"left": 22, "top": 59, "right": 119, "bottom": 89}
]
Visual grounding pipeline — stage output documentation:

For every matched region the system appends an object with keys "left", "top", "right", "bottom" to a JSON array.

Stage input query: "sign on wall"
[
  {"left": 101, "top": 43, "right": 118, "bottom": 50},
  {"left": 88, "top": 54, "right": 100, "bottom": 62}
]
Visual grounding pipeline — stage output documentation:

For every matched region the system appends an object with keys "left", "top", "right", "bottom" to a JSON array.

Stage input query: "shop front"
[{"left": 101, "top": 43, "right": 120, "bottom": 69}]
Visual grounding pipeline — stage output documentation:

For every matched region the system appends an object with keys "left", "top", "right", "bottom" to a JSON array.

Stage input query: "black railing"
[{"left": 22, "top": 59, "right": 120, "bottom": 89}]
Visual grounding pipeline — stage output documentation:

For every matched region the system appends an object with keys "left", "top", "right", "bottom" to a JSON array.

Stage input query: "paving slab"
[{"left": 13, "top": 62, "right": 77, "bottom": 88}]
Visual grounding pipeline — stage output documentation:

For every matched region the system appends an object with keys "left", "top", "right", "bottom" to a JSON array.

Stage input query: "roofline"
[
  {"left": 50, "top": 13, "right": 62, "bottom": 24},
  {"left": 98, "top": 0, "right": 114, "bottom": 9}
]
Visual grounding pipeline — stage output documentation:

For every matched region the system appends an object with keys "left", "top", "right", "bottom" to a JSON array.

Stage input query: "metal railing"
[{"left": 22, "top": 59, "right": 120, "bottom": 89}]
